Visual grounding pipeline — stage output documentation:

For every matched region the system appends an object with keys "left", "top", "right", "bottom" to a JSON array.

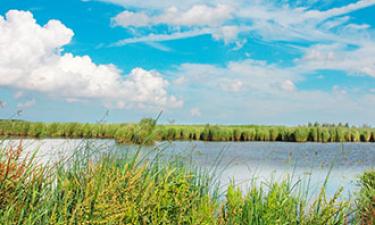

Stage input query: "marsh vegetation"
[
  {"left": 1, "top": 119, "right": 374, "bottom": 144},
  {"left": 0, "top": 143, "right": 374, "bottom": 224}
]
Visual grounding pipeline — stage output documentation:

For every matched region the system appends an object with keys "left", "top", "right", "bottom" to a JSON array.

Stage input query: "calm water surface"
[{"left": 3, "top": 139, "right": 375, "bottom": 198}]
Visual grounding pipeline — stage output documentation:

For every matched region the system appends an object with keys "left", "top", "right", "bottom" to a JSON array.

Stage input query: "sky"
[{"left": 0, "top": 0, "right": 375, "bottom": 125}]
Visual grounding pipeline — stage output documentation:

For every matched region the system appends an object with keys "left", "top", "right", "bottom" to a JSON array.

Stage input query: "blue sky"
[{"left": 0, "top": 0, "right": 375, "bottom": 125}]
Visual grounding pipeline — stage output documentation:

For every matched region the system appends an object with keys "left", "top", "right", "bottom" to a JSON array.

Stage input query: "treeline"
[{"left": 0, "top": 119, "right": 374, "bottom": 144}]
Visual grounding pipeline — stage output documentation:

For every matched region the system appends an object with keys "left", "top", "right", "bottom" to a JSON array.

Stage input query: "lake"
[{"left": 2, "top": 139, "right": 375, "bottom": 199}]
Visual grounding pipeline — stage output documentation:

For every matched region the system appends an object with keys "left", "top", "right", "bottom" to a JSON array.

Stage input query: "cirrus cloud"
[{"left": 112, "top": 4, "right": 233, "bottom": 27}]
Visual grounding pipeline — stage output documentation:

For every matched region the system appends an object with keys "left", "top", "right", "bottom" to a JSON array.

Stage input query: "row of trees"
[{"left": 0, "top": 120, "right": 374, "bottom": 144}]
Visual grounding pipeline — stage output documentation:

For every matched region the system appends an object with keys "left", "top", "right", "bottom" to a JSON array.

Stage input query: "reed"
[
  {"left": 356, "top": 170, "right": 375, "bottom": 225},
  {"left": 0, "top": 119, "right": 374, "bottom": 144},
  {"left": 0, "top": 143, "right": 372, "bottom": 224}
]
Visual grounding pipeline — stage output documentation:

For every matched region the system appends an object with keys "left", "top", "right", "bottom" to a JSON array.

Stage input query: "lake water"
[{"left": 2, "top": 139, "right": 375, "bottom": 199}]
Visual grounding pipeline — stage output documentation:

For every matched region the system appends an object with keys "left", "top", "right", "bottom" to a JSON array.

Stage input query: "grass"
[
  {"left": 356, "top": 170, "right": 375, "bottom": 225},
  {"left": 1, "top": 119, "right": 374, "bottom": 144},
  {"left": 0, "top": 142, "right": 373, "bottom": 224}
]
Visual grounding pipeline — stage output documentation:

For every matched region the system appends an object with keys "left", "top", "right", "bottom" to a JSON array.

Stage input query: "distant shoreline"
[{"left": 1, "top": 119, "right": 374, "bottom": 144}]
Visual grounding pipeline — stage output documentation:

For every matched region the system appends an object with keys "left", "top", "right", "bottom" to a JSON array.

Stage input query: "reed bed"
[
  {"left": 1, "top": 119, "right": 374, "bottom": 144},
  {"left": 0, "top": 142, "right": 373, "bottom": 224}
]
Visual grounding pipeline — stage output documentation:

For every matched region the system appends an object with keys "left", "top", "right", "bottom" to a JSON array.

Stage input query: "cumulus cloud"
[{"left": 0, "top": 10, "right": 182, "bottom": 109}]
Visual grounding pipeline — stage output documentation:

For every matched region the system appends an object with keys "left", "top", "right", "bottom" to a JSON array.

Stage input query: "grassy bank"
[
  {"left": 0, "top": 143, "right": 374, "bottom": 224},
  {"left": 1, "top": 119, "right": 375, "bottom": 144}
]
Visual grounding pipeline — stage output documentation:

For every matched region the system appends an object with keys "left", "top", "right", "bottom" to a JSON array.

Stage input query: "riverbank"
[
  {"left": 0, "top": 142, "right": 374, "bottom": 224},
  {"left": 1, "top": 119, "right": 374, "bottom": 144}
]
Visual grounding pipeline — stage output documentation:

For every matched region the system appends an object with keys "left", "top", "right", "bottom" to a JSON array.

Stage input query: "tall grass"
[
  {"left": 356, "top": 170, "right": 375, "bottom": 225},
  {"left": 1, "top": 119, "right": 374, "bottom": 144},
  {"left": 0, "top": 143, "right": 217, "bottom": 224},
  {"left": 219, "top": 181, "right": 350, "bottom": 225},
  {"left": 0, "top": 142, "right": 372, "bottom": 224}
]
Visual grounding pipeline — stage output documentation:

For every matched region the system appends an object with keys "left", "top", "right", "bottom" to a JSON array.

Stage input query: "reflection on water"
[{"left": 2, "top": 139, "right": 375, "bottom": 198}]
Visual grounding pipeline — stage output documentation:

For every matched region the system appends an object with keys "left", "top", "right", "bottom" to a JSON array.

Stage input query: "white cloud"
[
  {"left": 167, "top": 61, "right": 375, "bottom": 125},
  {"left": 14, "top": 91, "right": 24, "bottom": 99},
  {"left": 212, "top": 25, "right": 250, "bottom": 46},
  {"left": 113, "top": 29, "right": 212, "bottom": 46},
  {"left": 280, "top": 80, "right": 296, "bottom": 92},
  {"left": 145, "top": 42, "right": 172, "bottom": 52},
  {"left": 0, "top": 100, "right": 5, "bottom": 108},
  {"left": 111, "top": 3, "right": 250, "bottom": 46},
  {"left": 332, "top": 85, "right": 348, "bottom": 95},
  {"left": 0, "top": 10, "right": 182, "bottom": 109},
  {"left": 173, "top": 76, "right": 187, "bottom": 85},
  {"left": 17, "top": 98, "right": 36, "bottom": 109},
  {"left": 98, "top": 0, "right": 229, "bottom": 10},
  {"left": 112, "top": 11, "right": 151, "bottom": 27},
  {"left": 113, "top": 4, "right": 233, "bottom": 27},
  {"left": 96, "top": 0, "right": 375, "bottom": 124},
  {"left": 172, "top": 60, "right": 300, "bottom": 95},
  {"left": 304, "top": 0, "right": 375, "bottom": 20},
  {"left": 219, "top": 79, "right": 243, "bottom": 92},
  {"left": 235, "top": 0, "right": 375, "bottom": 44},
  {"left": 296, "top": 43, "right": 375, "bottom": 77},
  {"left": 113, "top": 26, "right": 249, "bottom": 47},
  {"left": 108, "top": 0, "right": 375, "bottom": 47},
  {"left": 190, "top": 107, "right": 201, "bottom": 117}
]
